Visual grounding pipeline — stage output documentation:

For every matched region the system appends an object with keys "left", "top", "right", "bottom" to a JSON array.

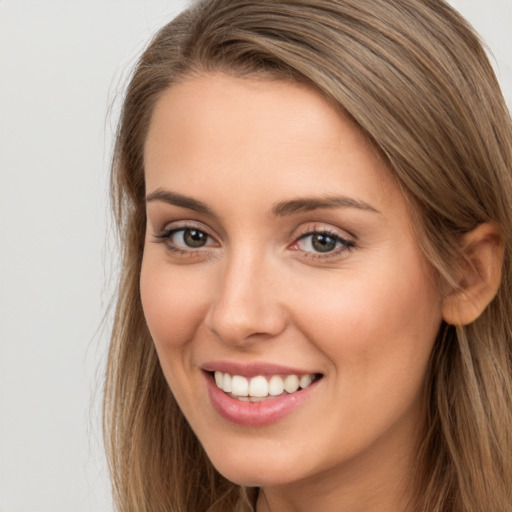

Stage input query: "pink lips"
[{"left": 202, "top": 361, "right": 321, "bottom": 426}]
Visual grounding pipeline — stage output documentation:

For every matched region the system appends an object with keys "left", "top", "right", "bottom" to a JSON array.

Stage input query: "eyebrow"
[
  {"left": 146, "top": 188, "right": 213, "bottom": 215},
  {"left": 271, "top": 196, "right": 380, "bottom": 216},
  {"left": 145, "top": 188, "right": 380, "bottom": 216}
]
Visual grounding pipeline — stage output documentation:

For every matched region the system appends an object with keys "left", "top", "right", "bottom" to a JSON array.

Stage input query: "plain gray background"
[{"left": 0, "top": 1, "right": 510, "bottom": 511}]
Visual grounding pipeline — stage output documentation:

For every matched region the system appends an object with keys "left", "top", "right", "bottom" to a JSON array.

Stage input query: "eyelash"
[
  {"left": 152, "top": 224, "right": 355, "bottom": 260},
  {"left": 292, "top": 228, "right": 355, "bottom": 260},
  {"left": 152, "top": 223, "right": 216, "bottom": 256}
]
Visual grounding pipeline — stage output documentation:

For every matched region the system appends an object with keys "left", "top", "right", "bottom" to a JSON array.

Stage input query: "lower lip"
[{"left": 204, "top": 372, "right": 319, "bottom": 426}]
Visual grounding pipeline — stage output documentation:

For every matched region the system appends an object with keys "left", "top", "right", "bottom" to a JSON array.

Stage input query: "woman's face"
[{"left": 141, "top": 74, "right": 443, "bottom": 495}]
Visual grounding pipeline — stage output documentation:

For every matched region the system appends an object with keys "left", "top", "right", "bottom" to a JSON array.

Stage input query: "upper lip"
[{"left": 201, "top": 361, "right": 320, "bottom": 378}]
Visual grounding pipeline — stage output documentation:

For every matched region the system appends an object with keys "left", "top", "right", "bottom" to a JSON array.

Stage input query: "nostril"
[{"left": 204, "top": 275, "right": 288, "bottom": 346}]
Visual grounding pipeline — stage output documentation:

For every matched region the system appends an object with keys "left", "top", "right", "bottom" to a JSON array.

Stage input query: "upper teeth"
[{"left": 214, "top": 371, "right": 314, "bottom": 399}]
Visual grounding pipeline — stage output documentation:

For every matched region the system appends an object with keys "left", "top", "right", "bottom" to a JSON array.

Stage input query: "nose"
[{"left": 204, "top": 250, "right": 287, "bottom": 346}]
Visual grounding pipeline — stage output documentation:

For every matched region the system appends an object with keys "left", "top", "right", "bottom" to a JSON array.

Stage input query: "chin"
[
  {"left": 214, "top": 462, "right": 295, "bottom": 488},
  {"left": 202, "top": 438, "right": 312, "bottom": 487}
]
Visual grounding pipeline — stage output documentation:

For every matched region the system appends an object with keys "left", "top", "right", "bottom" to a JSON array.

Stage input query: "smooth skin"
[{"left": 140, "top": 74, "right": 502, "bottom": 512}]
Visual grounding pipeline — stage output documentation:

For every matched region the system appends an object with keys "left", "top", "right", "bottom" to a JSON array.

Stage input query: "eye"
[
  {"left": 172, "top": 228, "right": 210, "bottom": 248},
  {"left": 293, "top": 229, "right": 354, "bottom": 256},
  {"left": 153, "top": 225, "right": 217, "bottom": 252}
]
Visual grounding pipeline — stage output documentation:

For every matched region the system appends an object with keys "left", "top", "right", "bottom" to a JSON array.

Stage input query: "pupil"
[
  {"left": 312, "top": 233, "right": 336, "bottom": 252},
  {"left": 184, "top": 229, "right": 207, "bottom": 247}
]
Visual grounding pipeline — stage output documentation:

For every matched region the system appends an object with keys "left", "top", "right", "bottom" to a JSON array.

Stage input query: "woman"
[{"left": 104, "top": 0, "right": 512, "bottom": 510}]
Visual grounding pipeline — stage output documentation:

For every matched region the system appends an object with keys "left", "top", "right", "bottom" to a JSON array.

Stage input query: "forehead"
[{"left": 143, "top": 73, "right": 403, "bottom": 219}]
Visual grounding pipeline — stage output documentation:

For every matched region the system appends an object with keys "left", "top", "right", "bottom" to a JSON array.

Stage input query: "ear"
[{"left": 442, "top": 223, "right": 504, "bottom": 326}]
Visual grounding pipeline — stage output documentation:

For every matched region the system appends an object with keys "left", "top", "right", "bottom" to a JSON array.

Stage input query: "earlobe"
[{"left": 442, "top": 223, "right": 504, "bottom": 326}]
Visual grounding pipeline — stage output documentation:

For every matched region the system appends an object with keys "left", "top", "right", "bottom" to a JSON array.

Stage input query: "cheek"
[
  {"left": 140, "top": 253, "right": 210, "bottom": 350},
  {"left": 294, "top": 256, "right": 442, "bottom": 388}
]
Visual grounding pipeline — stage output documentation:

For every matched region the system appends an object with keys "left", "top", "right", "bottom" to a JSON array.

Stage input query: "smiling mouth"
[{"left": 209, "top": 371, "right": 323, "bottom": 402}]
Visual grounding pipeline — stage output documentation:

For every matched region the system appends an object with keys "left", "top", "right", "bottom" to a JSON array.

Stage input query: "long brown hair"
[{"left": 104, "top": 1, "right": 512, "bottom": 510}]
